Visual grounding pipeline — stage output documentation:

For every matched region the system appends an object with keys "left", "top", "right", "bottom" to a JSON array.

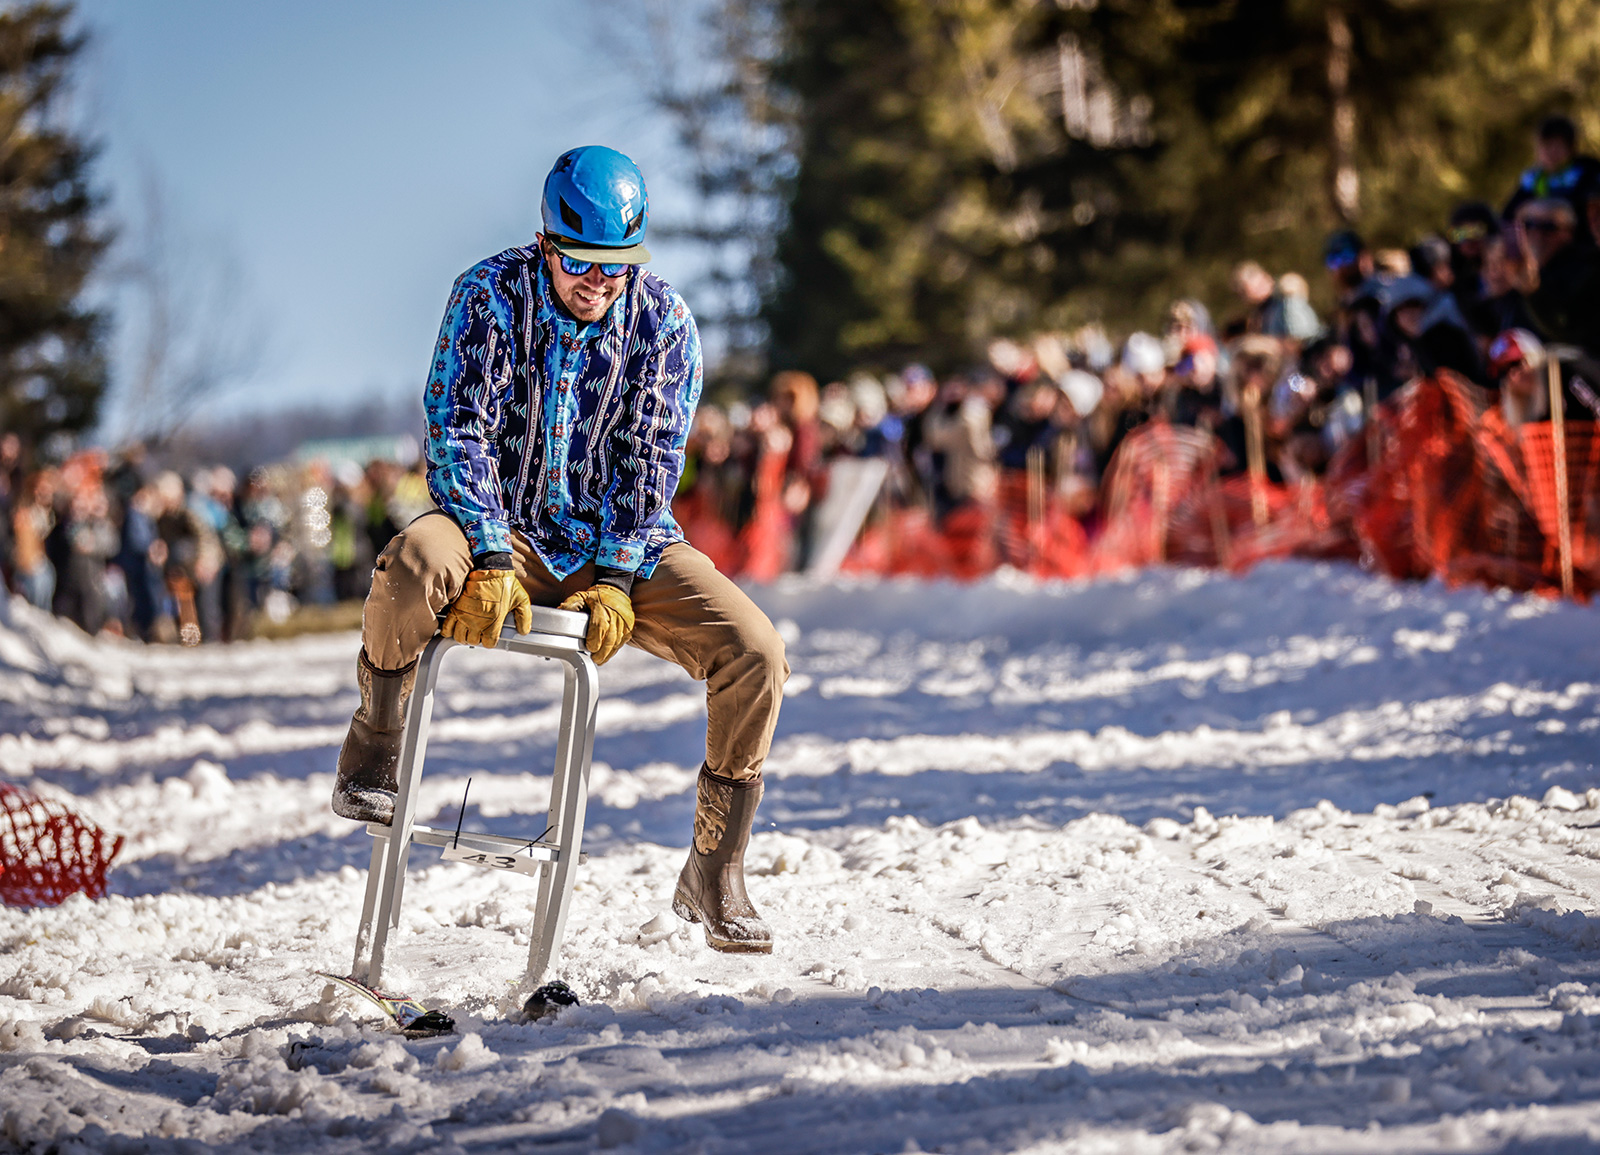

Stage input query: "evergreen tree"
[
  {"left": 1067, "top": 0, "right": 1600, "bottom": 323},
  {"left": 757, "top": 0, "right": 1600, "bottom": 376},
  {"left": 0, "top": 2, "right": 108, "bottom": 444},
  {"left": 767, "top": 0, "right": 1118, "bottom": 377}
]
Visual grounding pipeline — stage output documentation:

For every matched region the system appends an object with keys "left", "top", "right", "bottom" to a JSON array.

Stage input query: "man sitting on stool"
[{"left": 331, "top": 145, "right": 787, "bottom": 954}]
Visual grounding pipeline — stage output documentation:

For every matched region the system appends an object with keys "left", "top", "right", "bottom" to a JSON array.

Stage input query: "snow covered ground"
[{"left": 5, "top": 562, "right": 1600, "bottom": 1152}]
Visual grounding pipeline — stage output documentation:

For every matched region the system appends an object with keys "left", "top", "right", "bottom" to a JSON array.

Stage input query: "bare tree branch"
[{"left": 107, "top": 170, "right": 267, "bottom": 445}]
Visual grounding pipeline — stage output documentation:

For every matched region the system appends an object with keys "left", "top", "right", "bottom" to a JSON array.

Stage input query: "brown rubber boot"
[
  {"left": 331, "top": 650, "right": 418, "bottom": 825},
  {"left": 672, "top": 766, "right": 773, "bottom": 953}
]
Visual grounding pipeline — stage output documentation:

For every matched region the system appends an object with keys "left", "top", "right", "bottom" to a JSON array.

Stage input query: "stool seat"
[
  {"left": 511, "top": 604, "right": 590, "bottom": 641},
  {"left": 348, "top": 616, "right": 598, "bottom": 992}
]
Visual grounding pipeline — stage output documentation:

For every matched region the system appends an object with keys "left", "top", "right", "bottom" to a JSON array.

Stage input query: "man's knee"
[
  {"left": 372, "top": 512, "right": 468, "bottom": 593},
  {"left": 726, "top": 613, "right": 788, "bottom": 692},
  {"left": 752, "top": 618, "right": 789, "bottom": 685}
]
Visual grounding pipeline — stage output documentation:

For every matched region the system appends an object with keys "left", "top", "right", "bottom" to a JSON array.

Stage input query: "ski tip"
[{"left": 314, "top": 971, "right": 455, "bottom": 1037}]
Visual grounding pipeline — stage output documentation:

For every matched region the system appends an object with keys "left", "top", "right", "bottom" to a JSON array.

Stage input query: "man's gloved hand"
[
  {"left": 441, "top": 569, "right": 534, "bottom": 647},
  {"left": 558, "top": 583, "right": 635, "bottom": 664}
]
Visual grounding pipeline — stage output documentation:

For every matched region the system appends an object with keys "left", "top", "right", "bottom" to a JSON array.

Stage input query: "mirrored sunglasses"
[{"left": 558, "top": 253, "right": 628, "bottom": 278}]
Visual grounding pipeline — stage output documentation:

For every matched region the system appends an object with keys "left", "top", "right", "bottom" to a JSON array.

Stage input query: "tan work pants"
[{"left": 362, "top": 512, "right": 787, "bottom": 781}]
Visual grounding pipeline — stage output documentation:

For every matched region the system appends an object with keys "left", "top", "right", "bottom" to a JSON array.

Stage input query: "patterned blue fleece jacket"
[{"left": 423, "top": 246, "right": 703, "bottom": 580}]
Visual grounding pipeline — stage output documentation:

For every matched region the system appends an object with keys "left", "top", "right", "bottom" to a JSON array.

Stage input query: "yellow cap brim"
[{"left": 545, "top": 233, "right": 651, "bottom": 264}]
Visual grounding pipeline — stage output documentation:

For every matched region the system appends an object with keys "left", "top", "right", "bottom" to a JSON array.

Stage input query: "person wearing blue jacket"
[{"left": 332, "top": 146, "right": 786, "bottom": 954}]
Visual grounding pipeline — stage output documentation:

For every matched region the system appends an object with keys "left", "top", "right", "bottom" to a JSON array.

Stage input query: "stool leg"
[
  {"left": 369, "top": 635, "right": 451, "bottom": 987},
  {"left": 528, "top": 650, "right": 599, "bottom": 983},
  {"left": 351, "top": 832, "right": 388, "bottom": 980}
]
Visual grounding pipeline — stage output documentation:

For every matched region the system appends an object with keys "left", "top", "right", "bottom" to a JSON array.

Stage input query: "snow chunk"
[
  {"left": 435, "top": 1032, "right": 497, "bottom": 1072},
  {"left": 0, "top": 1018, "right": 47, "bottom": 1052},
  {"left": 1542, "top": 785, "right": 1582, "bottom": 812},
  {"left": 213, "top": 1058, "right": 354, "bottom": 1117},
  {"left": 185, "top": 759, "right": 233, "bottom": 801},
  {"left": 596, "top": 1107, "right": 642, "bottom": 1148},
  {"left": 1144, "top": 816, "right": 1182, "bottom": 840}
]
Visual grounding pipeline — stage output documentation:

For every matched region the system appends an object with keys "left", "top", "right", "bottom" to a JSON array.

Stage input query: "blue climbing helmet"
[{"left": 540, "top": 145, "right": 651, "bottom": 264}]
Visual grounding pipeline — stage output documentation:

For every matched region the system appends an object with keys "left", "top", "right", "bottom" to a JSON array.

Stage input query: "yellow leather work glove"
[
  {"left": 441, "top": 569, "right": 534, "bottom": 647},
  {"left": 558, "top": 583, "right": 635, "bottom": 665}
]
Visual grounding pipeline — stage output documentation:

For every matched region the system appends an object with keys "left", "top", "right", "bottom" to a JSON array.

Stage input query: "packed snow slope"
[{"left": 5, "top": 562, "right": 1600, "bottom": 1153}]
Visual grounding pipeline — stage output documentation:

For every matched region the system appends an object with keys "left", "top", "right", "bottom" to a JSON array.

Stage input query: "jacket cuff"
[
  {"left": 594, "top": 566, "right": 635, "bottom": 596},
  {"left": 472, "top": 551, "right": 513, "bottom": 571},
  {"left": 595, "top": 538, "right": 645, "bottom": 571},
  {"left": 462, "top": 517, "right": 511, "bottom": 556}
]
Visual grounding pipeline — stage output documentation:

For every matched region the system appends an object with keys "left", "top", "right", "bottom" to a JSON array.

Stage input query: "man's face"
[
  {"left": 1313, "top": 344, "right": 1353, "bottom": 386},
  {"left": 1182, "top": 349, "right": 1218, "bottom": 389},
  {"left": 1505, "top": 362, "right": 1538, "bottom": 399},
  {"left": 1519, "top": 211, "right": 1573, "bottom": 266},
  {"left": 1538, "top": 135, "right": 1573, "bottom": 173},
  {"left": 1394, "top": 303, "right": 1425, "bottom": 340},
  {"left": 1238, "top": 269, "right": 1274, "bottom": 306},
  {"left": 1327, "top": 254, "right": 1367, "bottom": 292},
  {"left": 542, "top": 235, "right": 627, "bottom": 324}
]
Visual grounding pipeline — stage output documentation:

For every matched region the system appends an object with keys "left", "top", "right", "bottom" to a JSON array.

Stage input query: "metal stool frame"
[{"left": 350, "top": 606, "right": 598, "bottom": 990}]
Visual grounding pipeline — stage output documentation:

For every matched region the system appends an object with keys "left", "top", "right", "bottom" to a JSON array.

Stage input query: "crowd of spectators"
[
  {"left": 680, "top": 113, "right": 1600, "bottom": 572},
  {"left": 0, "top": 438, "right": 432, "bottom": 643},
  {"left": 6, "top": 113, "right": 1600, "bottom": 636}
]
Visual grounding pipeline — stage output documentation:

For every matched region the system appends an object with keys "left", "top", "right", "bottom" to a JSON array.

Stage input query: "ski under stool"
[{"left": 341, "top": 608, "right": 599, "bottom": 1028}]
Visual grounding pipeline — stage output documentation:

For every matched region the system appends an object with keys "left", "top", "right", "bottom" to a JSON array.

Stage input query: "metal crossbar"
[{"left": 349, "top": 606, "right": 598, "bottom": 990}]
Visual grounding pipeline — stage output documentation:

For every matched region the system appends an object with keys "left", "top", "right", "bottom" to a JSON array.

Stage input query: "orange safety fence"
[
  {"left": 0, "top": 781, "right": 123, "bottom": 907},
  {"left": 671, "top": 373, "right": 1599, "bottom": 601}
]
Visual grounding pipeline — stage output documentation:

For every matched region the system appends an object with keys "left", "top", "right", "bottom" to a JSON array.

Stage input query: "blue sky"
[{"left": 73, "top": 0, "right": 701, "bottom": 428}]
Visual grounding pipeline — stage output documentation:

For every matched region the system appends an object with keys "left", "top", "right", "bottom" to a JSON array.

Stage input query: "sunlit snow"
[{"left": 4, "top": 562, "right": 1600, "bottom": 1152}]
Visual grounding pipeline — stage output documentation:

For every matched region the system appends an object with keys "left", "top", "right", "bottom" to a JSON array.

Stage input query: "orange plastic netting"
[
  {"left": 673, "top": 374, "right": 1599, "bottom": 600},
  {"left": 0, "top": 781, "right": 123, "bottom": 907}
]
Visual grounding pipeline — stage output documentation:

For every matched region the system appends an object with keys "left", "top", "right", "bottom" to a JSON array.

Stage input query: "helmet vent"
[
  {"left": 625, "top": 209, "right": 644, "bottom": 237},
  {"left": 559, "top": 196, "right": 585, "bottom": 235}
]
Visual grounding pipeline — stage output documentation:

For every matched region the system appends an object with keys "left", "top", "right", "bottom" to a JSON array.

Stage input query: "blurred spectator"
[
  {"left": 996, "top": 378, "right": 1061, "bottom": 472},
  {"left": 0, "top": 433, "right": 20, "bottom": 589},
  {"left": 1447, "top": 201, "right": 1499, "bottom": 315},
  {"left": 893, "top": 363, "right": 941, "bottom": 509},
  {"left": 817, "top": 380, "right": 856, "bottom": 460},
  {"left": 1227, "top": 261, "right": 1320, "bottom": 342},
  {"left": 848, "top": 374, "right": 892, "bottom": 457},
  {"left": 328, "top": 463, "right": 375, "bottom": 603},
  {"left": 1503, "top": 114, "right": 1600, "bottom": 240},
  {"left": 987, "top": 338, "right": 1037, "bottom": 403},
  {"left": 1385, "top": 266, "right": 1485, "bottom": 385},
  {"left": 116, "top": 481, "right": 166, "bottom": 640},
  {"left": 1324, "top": 229, "right": 1375, "bottom": 306},
  {"left": 52, "top": 468, "right": 118, "bottom": 635},
  {"left": 1488, "top": 328, "right": 1552, "bottom": 429},
  {"left": 1216, "top": 336, "right": 1283, "bottom": 480},
  {"left": 923, "top": 372, "right": 998, "bottom": 518},
  {"left": 12, "top": 470, "right": 56, "bottom": 610},
  {"left": 363, "top": 460, "right": 405, "bottom": 559},
  {"left": 151, "top": 471, "right": 219, "bottom": 643},
  {"left": 1411, "top": 235, "right": 1487, "bottom": 379},
  {"left": 1165, "top": 334, "right": 1223, "bottom": 428},
  {"left": 1163, "top": 298, "right": 1215, "bottom": 351},
  {"left": 770, "top": 370, "right": 825, "bottom": 568},
  {"left": 1274, "top": 336, "right": 1362, "bottom": 474},
  {"left": 1512, "top": 197, "right": 1600, "bottom": 355},
  {"left": 1470, "top": 232, "right": 1539, "bottom": 342}
]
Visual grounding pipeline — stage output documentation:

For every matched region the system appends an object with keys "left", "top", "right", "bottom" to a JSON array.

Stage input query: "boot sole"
[
  {"left": 331, "top": 789, "right": 395, "bottom": 826},
  {"left": 672, "top": 887, "right": 773, "bottom": 954}
]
